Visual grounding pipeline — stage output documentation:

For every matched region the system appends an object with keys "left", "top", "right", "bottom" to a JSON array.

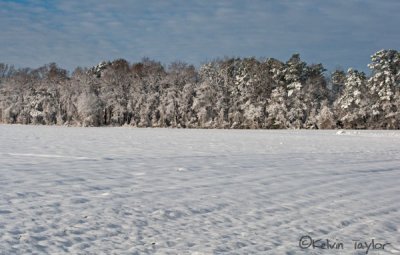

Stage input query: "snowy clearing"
[{"left": 0, "top": 125, "right": 400, "bottom": 254}]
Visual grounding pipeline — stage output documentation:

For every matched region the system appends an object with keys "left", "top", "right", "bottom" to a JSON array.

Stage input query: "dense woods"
[{"left": 0, "top": 49, "right": 399, "bottom": 129}]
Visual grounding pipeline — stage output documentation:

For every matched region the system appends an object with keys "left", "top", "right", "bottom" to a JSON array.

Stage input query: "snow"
[{"left": 1, "top": 125, "right": 400, "bottom": 254}]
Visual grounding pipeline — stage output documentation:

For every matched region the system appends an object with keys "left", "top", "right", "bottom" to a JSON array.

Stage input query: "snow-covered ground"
[{"left": 0, "top": 125, "right": 399, "bottom": 255}]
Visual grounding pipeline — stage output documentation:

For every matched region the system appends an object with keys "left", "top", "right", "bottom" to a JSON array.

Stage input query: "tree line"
[{"left": 0, "top": 49, "right": 399, "bottom": 129}]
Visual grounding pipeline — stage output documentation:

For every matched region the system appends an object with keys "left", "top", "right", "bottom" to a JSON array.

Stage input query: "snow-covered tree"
[
  {"left": 283, "top": 54, "right": 308, "bottom": 128},
  {"left": 197, "top": 61, "right": 229, "bottom": 128},
  {"left": 316, "top": 100, "right": 335, "bottom": 129},
  {"left": 284, "top": 54, "right": 307, "bottom": 94},
  {"left": 77, "top": 92, "right": 103, "bottom": 126},
  {"left": 158, "top": 87, "right": 179, "bottom": 127},
  {"left": 334, "top": 68, "right": 369, "bottom": 128},
  {"left": 178, "top": 83, "right": 196, "bottom": 128},
  {"left": 1, "top": 50, "right": 400, "bottom": 129},
  {"left": 266, "top": 87, "right": 288, "bottom": 129},
  {"left": 367, "top": 49, "right": 400, "bottom": 128},
  {"left": 192, "top": 80, "right": 217, "bottom": 128},
  {"left": 331, "top": 69, "right": 346, "bottom": 100}
]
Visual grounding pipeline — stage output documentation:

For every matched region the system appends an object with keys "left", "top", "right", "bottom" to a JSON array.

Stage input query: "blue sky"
[{"left": 0, "top": 0, "right": 399, "bottom": 73}]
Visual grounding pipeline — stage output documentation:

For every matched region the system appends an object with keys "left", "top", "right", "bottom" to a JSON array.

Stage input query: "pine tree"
[
  {"left": 367, "top": 49, "right": 400, "bottom": 128},
  {"left": 334, "top": 68, "right": 369, "bottom": 128}
]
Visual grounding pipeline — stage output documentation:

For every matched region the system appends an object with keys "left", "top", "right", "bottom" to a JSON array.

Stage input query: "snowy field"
[{"left": 0, "top": 125, "right": 400, "bottom": 255}]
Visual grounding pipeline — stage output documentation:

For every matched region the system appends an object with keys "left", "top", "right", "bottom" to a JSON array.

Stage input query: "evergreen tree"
[
  {"left": 367, "top": 49, "right": 400, "bottom": 128},
  {"left": 334, "top": 68, "right": 369, "bottom": 128},
  {"left": 1, "top": 50, "right": 399, "bottom": 129}
]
